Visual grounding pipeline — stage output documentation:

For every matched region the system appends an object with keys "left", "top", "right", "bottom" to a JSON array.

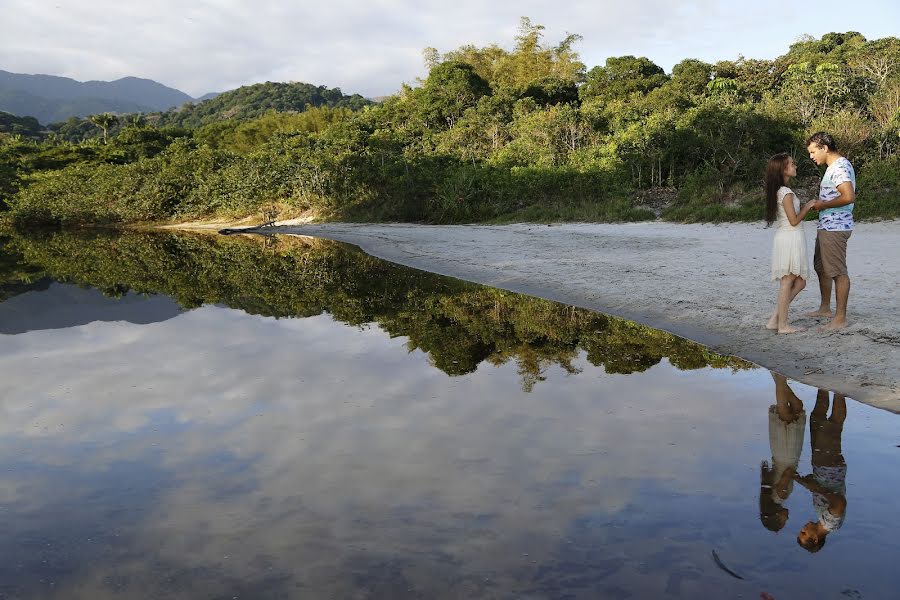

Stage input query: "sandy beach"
[{"left": 244, "top": 221, "right": 899, "bottom": 412}]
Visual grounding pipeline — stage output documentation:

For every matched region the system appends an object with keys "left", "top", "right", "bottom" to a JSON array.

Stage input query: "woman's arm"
[
  {"left": 782, "top": 193, "right": 812, "bottom": 226},
  {"left": 773, "top": 465, "right": 795, "bottom": 499}
]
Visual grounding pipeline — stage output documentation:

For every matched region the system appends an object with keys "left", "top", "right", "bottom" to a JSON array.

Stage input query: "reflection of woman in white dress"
[
  {"left": 759, "top": 372, "right": 806, "bottom": 532},
  {"left": 765, "top": 153, "right": 815, "bottom": 334}
]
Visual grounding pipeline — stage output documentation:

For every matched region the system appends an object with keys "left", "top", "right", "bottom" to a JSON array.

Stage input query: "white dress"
[
  {"left": 771, "top": 186, "right": 809, "bottom": 281},
  {"left": 768, "top": 405, "right": 806, "bottom": 504}
]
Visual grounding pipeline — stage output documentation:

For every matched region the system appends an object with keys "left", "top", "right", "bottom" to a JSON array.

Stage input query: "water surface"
[{"left": 0, "top": 229, "right": 897, "bottom": 599}]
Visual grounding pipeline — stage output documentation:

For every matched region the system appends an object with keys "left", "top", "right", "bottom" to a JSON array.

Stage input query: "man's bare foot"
[
  {"left": 818, "top": 319, "right": 848, "bottom": 332},
  {"left": 777, "top": 325, "right": 805, "bottom": 334},
  {"left": 766, "top": 315, "right": 778, "bottom": 330},
  {"left": 805, "top": 309, "right": 833, "bottom": 318}
]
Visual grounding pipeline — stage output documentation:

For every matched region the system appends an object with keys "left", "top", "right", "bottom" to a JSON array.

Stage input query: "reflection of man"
[
  {"left": 805, "top": 132, "right": 856, "bottom": 331},
  {"left": 794, "top": 389, "right": 847, "bottom": 553}
]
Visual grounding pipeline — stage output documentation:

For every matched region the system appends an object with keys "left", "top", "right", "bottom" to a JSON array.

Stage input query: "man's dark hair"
[
  {"left": 798, "top": 533, "right": 827, "bottom": 553},
  {"left": 806, "top": 131, "right": 838, "bottom": 152}
]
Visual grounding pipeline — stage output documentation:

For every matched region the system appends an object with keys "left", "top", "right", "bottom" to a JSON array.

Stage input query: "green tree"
[
  {"left": 713, "top": 57, "right": 779, "bottom": 101},
  {"left": 780, "top": 61, "right": 866, "bottom": 123},
  {"left": 417, "top": 61, "right": 492, "bottom": 129},
  {"left": 89, "top": 113, "right": 119, "bottom": 144},
  {"left": 580, "top": 56, "right": 669, "bottom": 101},
  {"left": 521, "top": 76, "right": 579, "bottom": 106},
  {"left": 670, "top": 59, "right": 714, "bottom": 96},
  {"left": 849, "top": 37, "right": 900, "bottom": 86},
  {"left": 783, "top": 31, "right": 868, "bottom": 65},
  {"left": 432, "top": 17, "right": 585, "bottom": 92}
]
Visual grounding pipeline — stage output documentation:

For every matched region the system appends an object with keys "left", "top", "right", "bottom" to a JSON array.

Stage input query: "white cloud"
[{"left": 2, "top": 1, "right": 898, "bottom": 98}]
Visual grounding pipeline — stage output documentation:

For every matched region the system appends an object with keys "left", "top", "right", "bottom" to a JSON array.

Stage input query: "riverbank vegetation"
[{"left": 2, "top": 21, "right": 899, "bottom": 226}]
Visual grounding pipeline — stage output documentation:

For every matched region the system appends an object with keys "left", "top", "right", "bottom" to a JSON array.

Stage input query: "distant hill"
[
  {"left": 0, "top": 70, "right": 195, "bottom": 124},
  {"left": 154, "top": 81, "right": 371, "bottom": 128}
]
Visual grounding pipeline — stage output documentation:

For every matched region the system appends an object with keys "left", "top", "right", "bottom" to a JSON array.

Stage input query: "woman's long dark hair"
[
  {"left": 759, "top": 461, "right": 788, "bottom": 532},
  {"left": 765, "top": 153, "right": 792, "bottom": 225}
]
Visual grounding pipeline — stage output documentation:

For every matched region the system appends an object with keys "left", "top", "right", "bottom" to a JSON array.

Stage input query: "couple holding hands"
[
  {"left": 761, "top": 373, "right": 847, "bottom": 555},
  {"left": 765, "top": 132, "right": 856, "bottom": 334}
]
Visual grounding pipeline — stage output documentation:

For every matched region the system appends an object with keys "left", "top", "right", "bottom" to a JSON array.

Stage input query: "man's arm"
[
  {"left": 815, "top": 182, "right": 856, "bottom": 210},
  {"left": 793, "top": 473, "right": 847, "bottom": 512},
  {"left": 794, "top": 473, "right": 829, "bottom": 494}
]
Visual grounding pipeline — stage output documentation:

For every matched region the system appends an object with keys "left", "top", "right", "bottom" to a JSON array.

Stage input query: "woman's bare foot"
[
  {"left": 766, "top": 314, "right": 778, "bottom": 330},
  {"left": 777, "top": 325, "right": 805, "bottom": 334},
  {"left": 818, "top": 318, "right": 848, "bottom": 332},
  {"left": 805, "top": 308, "right": 833, "bottom": 318}
]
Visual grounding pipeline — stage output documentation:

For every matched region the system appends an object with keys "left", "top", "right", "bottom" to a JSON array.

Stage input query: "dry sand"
[{"left": 241, "top": 221, "right": 899, "bottom": 412}]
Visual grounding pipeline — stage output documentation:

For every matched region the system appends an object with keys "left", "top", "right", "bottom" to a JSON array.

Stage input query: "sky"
[{"left": 2, "top": 0, "right": 899, "bottom": 98}]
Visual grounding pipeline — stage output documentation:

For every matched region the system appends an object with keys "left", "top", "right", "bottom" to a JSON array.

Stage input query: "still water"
[{"left": 0, "top": 229, "right": 897, "bottom": 599}]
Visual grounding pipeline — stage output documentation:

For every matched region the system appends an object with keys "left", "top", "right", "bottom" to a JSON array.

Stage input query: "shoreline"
[{"left": 190, "top": 221, "right": 899, "bottom": 412}]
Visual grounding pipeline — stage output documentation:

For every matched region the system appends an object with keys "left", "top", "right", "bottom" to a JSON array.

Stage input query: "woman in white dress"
[
  {"left": 765, "top": 153, "right": 815, "bottom": 334},
  {"left": 759, "top": 372, "right": 806, "bottom": 532}
]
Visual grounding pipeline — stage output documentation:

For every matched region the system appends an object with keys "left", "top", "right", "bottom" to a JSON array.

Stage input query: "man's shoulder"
[
  {"left": 824, "top": 157, "right": 855, "bottom": 188},
  {"left": 835, "top": 156, "right": 855, "bottom": 173}
]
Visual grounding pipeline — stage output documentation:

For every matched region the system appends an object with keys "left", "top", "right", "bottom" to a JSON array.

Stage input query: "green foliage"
[
  {"left": 105, "top": 125, "right": 193, "bottom": 162},
  {"left": 8, "top": 139, "right": 235, "bottom": 224},
  {"left": 194, "top": 107, "right": 352, "bottom": 152},
  {"left": 0, "top": 136, "right": 100, "bottom": 209},
  {"left": 10, "top": 162, "right": 121, "bottom": 224},
  {"left": 712, "top": 58, "right": 779, "bottom": 102},
  {"left": 47, "top": 115, "right": 104, "bottom": 142},
  {"left": 0, "top": 112, "right": 43, "bottom": 139},
  {"left": 5, "top": 26, "right": 900, "bottom": 226},
  {"left": 580, "top": 56, "right": 669, "bottom": 101},
  {"left": 493, "top": 101, "right": 593, "bottom": 167},
  {"left": 670, "top": 59, "right": 714, "bottom": 96},
  {"left": 88, "top": 112, "right": 119, "bottom": 144},
  {"left": 431, "top": 16, "right": 586, "bottom": 92},
  {"left": 854, "top": 155, "right": 900, "bottom": 220},
  {"left": 0, "top": 124, "right": 195, "bottom": 214},
  {"left": 416, "top": 61, "right": 492, "bottom": 129},
  {"left": 779, "top": 61, "right": 872, "bottom": 122},
  {"left": 154, "top": 81, "right": 371, "bottom": 128},
  {"left": 784, "top": 32, "right": 869, "bottom": 66},
  {"left": 521, "top": 76, "right": 579, "bottom": 106}
]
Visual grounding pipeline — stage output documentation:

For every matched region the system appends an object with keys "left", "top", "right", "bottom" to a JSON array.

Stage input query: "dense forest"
[
  {"left": 2, "top": 20, "right": 899, "bottom": 226},
  {"left": 0, "top": 228, "right": 751, "bottom": 387},
  {"left": 0, "top": 112, "right": 43, "bottom": 139},
  {"left": 32, "top": 81, "right": 371, "bottom": 143}
]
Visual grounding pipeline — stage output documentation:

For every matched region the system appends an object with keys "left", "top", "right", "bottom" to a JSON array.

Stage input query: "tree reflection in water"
[{"left": 1, "top": 228, "right": 751, "bottom": 389}]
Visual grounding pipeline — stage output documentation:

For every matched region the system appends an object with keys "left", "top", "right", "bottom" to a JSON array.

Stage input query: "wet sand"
[{"left": 246, "top": 221, "right": 900, "bottom": 411}]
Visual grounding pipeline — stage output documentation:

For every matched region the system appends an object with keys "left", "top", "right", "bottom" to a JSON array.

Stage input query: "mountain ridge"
[{"left": 0, "top": 70, "right": 213, "bottom": 124}]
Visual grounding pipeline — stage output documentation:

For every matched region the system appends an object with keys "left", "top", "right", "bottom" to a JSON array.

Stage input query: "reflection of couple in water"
[{"left": 760, "top": 373, "right": 847, "bottom": 552}]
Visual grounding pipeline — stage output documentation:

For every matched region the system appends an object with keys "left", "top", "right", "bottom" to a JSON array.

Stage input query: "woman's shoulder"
[{"left": 777, "top": 186, "right": 795, "bottom": 200}]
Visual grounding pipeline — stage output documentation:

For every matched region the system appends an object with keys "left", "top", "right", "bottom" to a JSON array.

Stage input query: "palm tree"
[
  {"left": 128, "top": 112, "right": 145, "bottom": 128},
  {"left": 89, "top": 113, "right": 119, "bottom": 144}
]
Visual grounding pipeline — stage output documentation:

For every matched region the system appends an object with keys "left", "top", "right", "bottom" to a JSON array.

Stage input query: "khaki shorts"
[{"left": 814, "top": 230, "right": 852, "bottom": 279}]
